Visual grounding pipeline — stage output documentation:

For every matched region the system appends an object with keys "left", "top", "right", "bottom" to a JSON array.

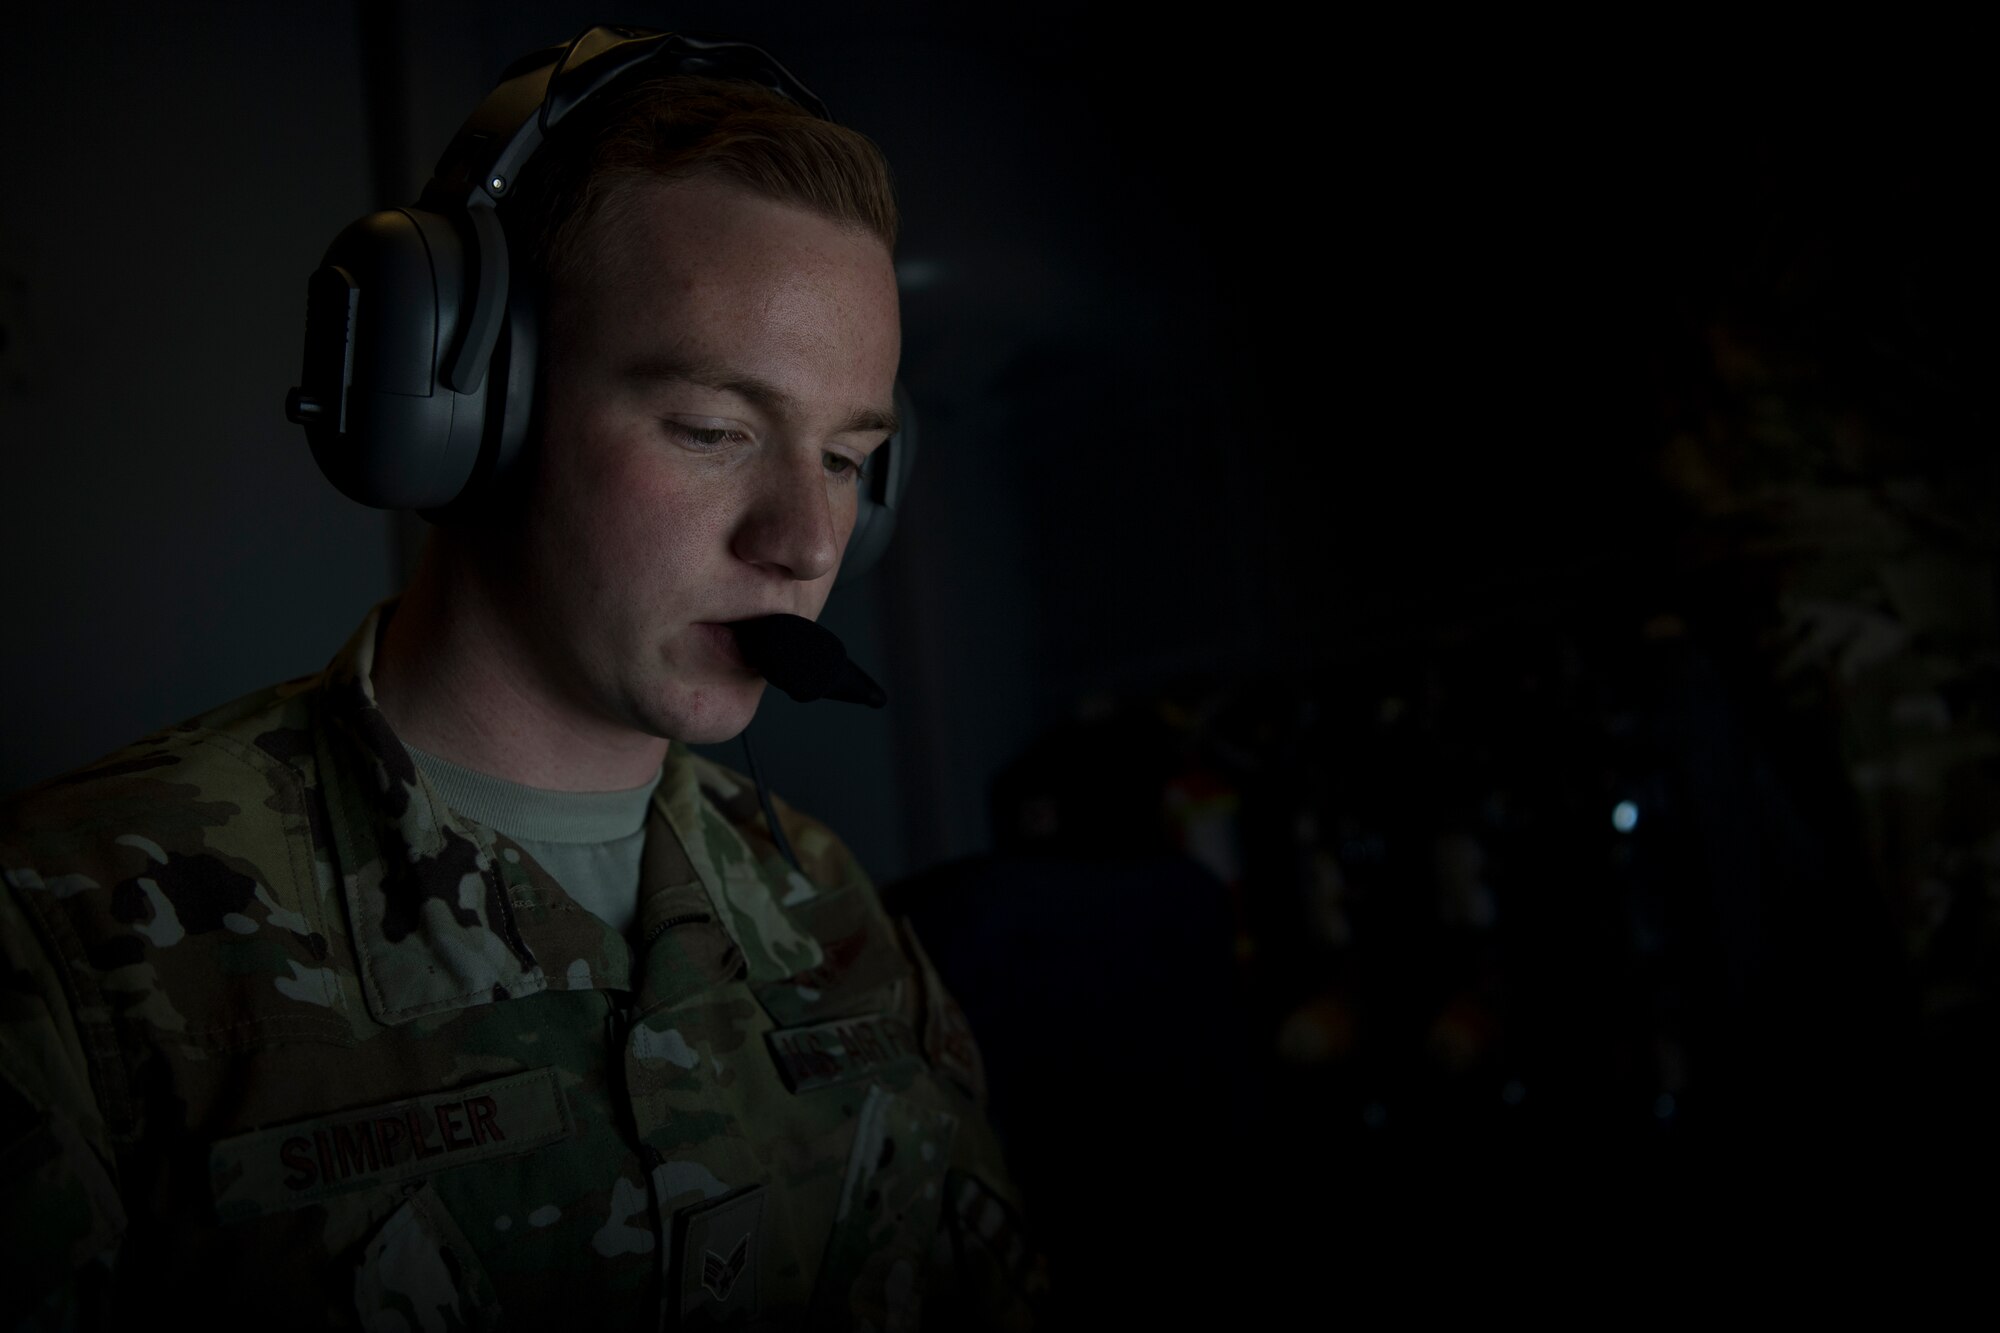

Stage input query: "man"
[{"left": 0, "top": 28, "right": 1037, "bottom": 1328}]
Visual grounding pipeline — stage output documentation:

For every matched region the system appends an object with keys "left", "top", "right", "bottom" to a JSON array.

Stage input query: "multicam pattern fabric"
[{"left": 0, "top": 606, "right": 1039, "bottom": 1329}]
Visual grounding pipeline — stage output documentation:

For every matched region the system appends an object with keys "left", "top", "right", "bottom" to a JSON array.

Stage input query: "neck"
[{"left": 373, "top": 531, "right": 669, "bottom": 793}]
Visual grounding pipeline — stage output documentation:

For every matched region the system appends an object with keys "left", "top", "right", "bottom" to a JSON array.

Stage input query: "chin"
[{"left": 647, "top": 677, "right": 768, "bottom": 746}]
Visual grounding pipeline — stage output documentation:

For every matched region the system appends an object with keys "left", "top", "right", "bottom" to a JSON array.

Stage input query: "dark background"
[{"left": 4, "top": 2, "right": 1992, "bottom": 1317}]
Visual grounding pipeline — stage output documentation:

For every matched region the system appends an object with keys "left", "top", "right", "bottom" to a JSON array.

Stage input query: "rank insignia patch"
[
  {"left": 704, "top": 1235, "right": 749, "bottom": 1301},
  {"left": 680, "top": 1184, "right": 766, "bottom": 1319}
]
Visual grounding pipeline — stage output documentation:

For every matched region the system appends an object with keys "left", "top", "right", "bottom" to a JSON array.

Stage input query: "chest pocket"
[
  {"left": 202, "top": 1066, "right": 578, "bottom": 1326},
  {"left": 717, "top": 888, "right": 960, "bottom": 1326},
  {"left": 351, "top": 1181, "right": 501, "bottom": 1332},
  {"left": 804, "top": 1084, "right": 959, "bottom": 1333},
  {"left": 751, "top": 889, "right": 930, "bottom": 1102}
]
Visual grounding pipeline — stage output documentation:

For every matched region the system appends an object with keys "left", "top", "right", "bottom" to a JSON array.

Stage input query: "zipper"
[{"left": 643, "top": 910, "right": 711, "bottom": 948}]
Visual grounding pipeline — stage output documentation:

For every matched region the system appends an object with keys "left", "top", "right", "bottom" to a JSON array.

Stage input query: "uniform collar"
[
  {"left": 652, "top": 751, "right": 825, "bottom": 983},
  {"left": 310, "top": 603, "right": 822, "bottom": 1028}
]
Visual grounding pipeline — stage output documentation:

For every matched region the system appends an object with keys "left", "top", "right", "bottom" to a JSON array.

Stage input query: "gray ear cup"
[
  {"left": 417, "top": 270, "right": 540, "bottom": 519},
  {"left": 289, "top": 208, "right": 490, "bottom": 509},
  {"left": 837, "top": 381, "right": 917, "bottom": 587},
  {"left": 486, "top": 283, "right": 540, "bottom": 489}
]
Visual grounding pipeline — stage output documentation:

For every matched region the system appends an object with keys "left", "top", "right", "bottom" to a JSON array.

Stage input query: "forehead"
[{"left": 555, "top": 176, "right": 897, "bottom": 337}]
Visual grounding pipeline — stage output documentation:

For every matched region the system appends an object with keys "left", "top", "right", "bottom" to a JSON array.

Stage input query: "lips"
[{"left": 692, "top": 621, "right": 752, "bottom": 671}]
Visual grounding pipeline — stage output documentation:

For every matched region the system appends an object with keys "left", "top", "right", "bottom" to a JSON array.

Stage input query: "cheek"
[{"left": 546, "top": 423, "right": 731, "bottom": 580}]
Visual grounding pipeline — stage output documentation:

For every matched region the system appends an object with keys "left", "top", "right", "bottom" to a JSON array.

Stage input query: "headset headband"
[{"left": 421, "top": 28, "right": 827, "bottom": 399}]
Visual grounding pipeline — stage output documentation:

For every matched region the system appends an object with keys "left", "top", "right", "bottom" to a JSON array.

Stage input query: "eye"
[
  {"left": 824, "top": 451, "right": 866, "bottom": 482},
  {"left": 664, "top": 421, "right": 744, "bottom": 450}
]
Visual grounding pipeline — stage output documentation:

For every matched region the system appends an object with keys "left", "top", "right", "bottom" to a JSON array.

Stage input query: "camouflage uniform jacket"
[{"left": 0, "top": 608, "right": 1038, "bottom": 1329}]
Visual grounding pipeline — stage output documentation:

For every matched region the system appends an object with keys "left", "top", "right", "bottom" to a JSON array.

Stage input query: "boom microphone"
[{"left": 730, "top": 614, "right": 888, "bottom": 708}]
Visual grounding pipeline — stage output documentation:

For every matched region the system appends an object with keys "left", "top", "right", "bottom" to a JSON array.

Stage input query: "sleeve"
[{"left": 0, "top": 858, "right": 127, "bottom": 1328}]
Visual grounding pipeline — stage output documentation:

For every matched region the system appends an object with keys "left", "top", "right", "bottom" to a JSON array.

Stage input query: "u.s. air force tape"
[
  {"left": 765, "top": 1012, "right": 924, "bottom": 1093},
  {"left": 209, "top": 1067, "right": 573, "bottom": 1220}
]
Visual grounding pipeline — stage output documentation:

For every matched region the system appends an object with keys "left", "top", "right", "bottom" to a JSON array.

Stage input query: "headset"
[{"left": 286, "top": 25, "right": 914, "bottom": 587}]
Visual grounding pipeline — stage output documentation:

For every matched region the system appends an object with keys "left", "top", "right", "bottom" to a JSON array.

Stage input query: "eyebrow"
[{"left": 624, "top": 357, "right": 900, "bottom": 438}]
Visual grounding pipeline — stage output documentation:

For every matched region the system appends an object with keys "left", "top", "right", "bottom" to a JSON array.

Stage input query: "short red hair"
[{"left": 512, "top": 74, "right": 898, "bottom": 287}]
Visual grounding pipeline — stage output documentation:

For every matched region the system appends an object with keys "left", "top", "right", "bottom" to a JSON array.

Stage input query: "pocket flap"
[{"left": 353, "top": 1180, "right": 501, "bottom": 1332}]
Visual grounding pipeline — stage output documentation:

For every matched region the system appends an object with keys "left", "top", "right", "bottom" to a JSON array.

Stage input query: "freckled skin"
[
  {"left": 516, "top": 178, "right": 901, "bottom": 746},
  {"left": 378, "top": 177, "right": 902, "bottom": 785}
]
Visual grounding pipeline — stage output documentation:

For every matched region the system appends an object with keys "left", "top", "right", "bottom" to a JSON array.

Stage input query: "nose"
[{"left": 730, "top": 448, "right": 842, "bottom": 583}]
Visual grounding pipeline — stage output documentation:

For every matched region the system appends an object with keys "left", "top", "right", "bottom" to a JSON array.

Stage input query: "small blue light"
[
  {"left": 1654, "top": 1092, "right": 1676, "bottom": 1120},
  {"left": 1612, "top": 801, "right": 1639, "bottom": 833}
]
